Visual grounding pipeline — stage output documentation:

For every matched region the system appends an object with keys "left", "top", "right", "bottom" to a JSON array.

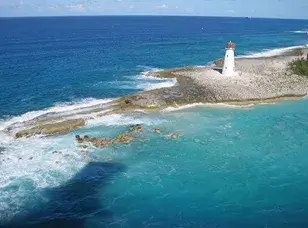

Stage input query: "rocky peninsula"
[{"left": 4, "top": 46, "right": 308, "bottom": 138}]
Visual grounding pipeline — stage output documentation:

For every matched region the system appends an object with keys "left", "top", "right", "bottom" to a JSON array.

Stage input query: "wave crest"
[
  {"left": 292, "top": 30, "right": 308, "bottom": 34},
  {"left": 239, "top": 45, "right": 307, "bottom": 58}
]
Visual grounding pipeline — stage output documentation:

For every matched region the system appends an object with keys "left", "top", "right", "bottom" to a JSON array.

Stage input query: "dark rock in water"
[
  {"left": 15, "top": 132, "right": 23, "bottom": 138},
  {"left": 92, "top": 138, "right": 111, "bottom": 148},
  {"left": 112, "top": 133, "right": 134, "bottom": 144},
  {"left": 83, "top": 135, "right": 91, "bottom": 142},
  {"left": 167, "top": 133, "right": 178, "bottom": 139},
  {"left": 154, "top": 128, "right": 161, "bottom": 134},
  {"left": 84, "top": 135, "right": 90, "bottom": 140},
  {"left": 78, "top": 145, "right": 88, "bottom": 150},
  {"left": 75, "top": 132, "right": 135, "bottom": 148},
  {"left": 75, "top": 135, "right": 83, "bottom": 143},
  {"left": 129, "top": 124, "right": 142, "bottom": 133},
  {"left": 0, "top": 147, "right": 6, "bottom": 153}
]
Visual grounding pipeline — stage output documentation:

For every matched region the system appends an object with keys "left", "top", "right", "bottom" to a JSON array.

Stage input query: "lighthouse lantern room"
[{"left": 222, "top": 41, "right": 236, "bottom": 76}]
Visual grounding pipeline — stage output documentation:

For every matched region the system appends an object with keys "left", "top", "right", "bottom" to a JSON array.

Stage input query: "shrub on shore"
[{"left": 289, "top": 55, "right": 308, "bottom": 76}]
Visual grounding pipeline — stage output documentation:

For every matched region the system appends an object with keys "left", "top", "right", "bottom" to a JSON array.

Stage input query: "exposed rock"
[
  {"left": 91, "top": 138, "right": 112, "bottom": 148},
  {"left": 213, "top": 58, "right": 224, "bottom": 68},
  {"left": 112, "top": 133, "right": 134, "bottom": 144},
  {"left": 154, "top": 128, "right": 161, "bottom": 134},
  {"left": 0, "top": 147, "right": 5, "bottom": 155},
  {"left": 80, "top": 145, "right": 88, "bottom": 149},
  {"left": 0, "top": 147, "right": 5, "bottom": 153},
  {"left": 15, "top": 119, "right": 86, "bottom": 138},
  {"left": 75, "top": 132, "right": 135, "bottom": 149},
  {"left": 75, "top": 135, "right": 83, "bottom": 143},
  {"left": 83, "top": 135, "right": 90, "bottom": 141},
  {"left": 167, "top": 133, "right": 178, "bottom": 139},
  {"left": 5, "top": 47, "right": 308, "bottom": 139},
  {"left": 129, "top": 124, "right": 142, "bottom": 133}
]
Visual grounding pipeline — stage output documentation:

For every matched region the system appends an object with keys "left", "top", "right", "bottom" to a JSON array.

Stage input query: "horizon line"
[{"left": 0, "top": 14, "right": 308, "bottom": 21}]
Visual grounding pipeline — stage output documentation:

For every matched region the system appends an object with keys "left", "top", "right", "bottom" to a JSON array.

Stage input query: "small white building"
[{"left": 222, "top": 41, "right": 236, "bottom": 76}]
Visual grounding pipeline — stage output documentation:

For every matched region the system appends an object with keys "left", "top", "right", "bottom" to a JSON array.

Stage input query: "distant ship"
[{"left": 245, "top": 17, "right": 252, "bottom": 19}]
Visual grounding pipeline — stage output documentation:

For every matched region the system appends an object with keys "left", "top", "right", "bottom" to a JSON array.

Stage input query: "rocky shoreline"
[{"left": 5, "top": 46, "right": 308, "bottom": 139}]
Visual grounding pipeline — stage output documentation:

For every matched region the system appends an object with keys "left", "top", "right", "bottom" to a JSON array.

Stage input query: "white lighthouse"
[{"left": 222, "top": 41, "right": 236, "bottom": 76}]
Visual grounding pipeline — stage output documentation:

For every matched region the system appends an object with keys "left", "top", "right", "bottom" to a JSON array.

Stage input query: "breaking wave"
[
  {"left": 0, "top": 98, "right": 114, "bottom": 132},
  {"left": 240, "top": 45, "right": 307, "bottom": 58},
  {"left": 292, "top": 30, "right": 308, "bottom": 34},
  {"left": 161, "top": 103, "right": 254, "bottom": 113},
  {"left": 109, "top": 66, "right": 177, "bottom": 91},
  {"left": 0, "top": 65, "right": 176, "bottom": 135}
]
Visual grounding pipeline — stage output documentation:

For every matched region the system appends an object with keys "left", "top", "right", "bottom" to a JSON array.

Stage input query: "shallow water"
[
  {"left": 1, "top": 100, "right": 308, "bottom": 227},
  {"left": 1, "top": 16, "right": 308, "bottom": 227}
]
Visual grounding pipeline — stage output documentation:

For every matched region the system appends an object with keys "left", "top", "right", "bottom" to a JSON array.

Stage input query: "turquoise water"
[{"left": 1, "top": 16, "right": 308, "bottom": 227}]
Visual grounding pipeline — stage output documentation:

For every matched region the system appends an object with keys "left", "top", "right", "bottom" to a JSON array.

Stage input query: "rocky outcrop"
[
  {"left": 6, "top": 47, "right": 308, "bottom": 139},
  {"left": 76, "top": 135, "right": 112, "bottom": 148},
  {"left": 129, "top": 124, "right": 142, "bottom": 133},
  {"left": 74, "top": 124, "right": 180, "bottom": 149},
  {"left": 75, "top": 125, "right": 138, "bottom": 148},
  {"left": 112, "top": 133, "right": 134, "bottom": 144},
  {"left": 154, "top": 128, "right": 161, "bottom": 134},
  {"left": 76, "top": 134, "right": 134, "bottom": 148},
  {"left": 15, "top": 119, "right": 86, "bottom": 138},
  {"left": 213, "top": 58, "right": 224, "bottom": 68}
]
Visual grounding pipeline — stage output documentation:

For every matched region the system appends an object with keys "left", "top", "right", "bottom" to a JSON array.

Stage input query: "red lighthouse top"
[{"left": 226, "top": 41, "right": 235, "bottom": 49}]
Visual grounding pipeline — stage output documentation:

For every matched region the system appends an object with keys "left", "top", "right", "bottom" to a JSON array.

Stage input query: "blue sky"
[{"left": 0, "top": 0, "right": 307, "bottom": 19}]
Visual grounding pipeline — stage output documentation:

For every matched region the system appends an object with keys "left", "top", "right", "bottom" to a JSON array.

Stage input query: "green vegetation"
[{"left": 289, "top": 55, "right": 308, "bottom": 76}]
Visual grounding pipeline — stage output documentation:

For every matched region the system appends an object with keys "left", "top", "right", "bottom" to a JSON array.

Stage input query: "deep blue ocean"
[{"left": 0, "top": 16, "right": 308, "bottom": 228}]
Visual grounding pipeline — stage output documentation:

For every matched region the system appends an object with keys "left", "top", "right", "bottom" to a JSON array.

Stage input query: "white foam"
[
  {"left": 86, "top": 114, "right": 166, "bottom": 127},
  {"left": 136, "top": 80, "right": 177, "bottom": 91},
  {"left": 1, "top": 111, "right": 169, "bottom": 222},
  {"left": 239, "top": 45, "right": 306, "bottom": 59},
  {"left": 162, "top": 103, "right": 205, "bottom": 112},
  {"left": 0, "top": 134, "right": 89, "bottom": 222},
  {"left": 161, "top": 102, "right": 254, "bottom": 113},
  {"left": 112, "top": 70, "right": 177, "bottom": 91},
  {"left": 292, "top": 30, "right": 308, "bottom": 34},
  {"left": 0, "top": 98, "right": 113, "bottom": 131},
  {"left": 137, "top": 69, "right": 178, "bottom": 90},
  {"left": 136, "top": 65, "right": 162, "bottom": 72}
]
